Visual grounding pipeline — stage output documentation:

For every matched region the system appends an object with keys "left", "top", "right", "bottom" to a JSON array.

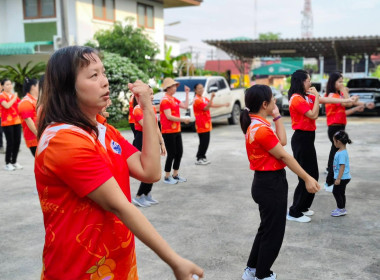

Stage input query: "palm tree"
[{"left": 0, "top": 61, "right": 46, "bottom": 97}]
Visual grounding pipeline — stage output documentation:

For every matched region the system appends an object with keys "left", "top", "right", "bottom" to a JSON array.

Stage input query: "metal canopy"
[{"left": 204, "top": 36, "right": 380, "bottom": 59}]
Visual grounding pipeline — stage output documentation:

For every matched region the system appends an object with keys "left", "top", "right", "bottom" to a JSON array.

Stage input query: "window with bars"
[
  {"left": 93, "top": 0, "right": 115, "bottom": 21},
  {"left": 137, "top": 3, "right": 154, "bottom": 29},
  {"left": 23, "top": 0, "right": 56, "bottom": 19}
]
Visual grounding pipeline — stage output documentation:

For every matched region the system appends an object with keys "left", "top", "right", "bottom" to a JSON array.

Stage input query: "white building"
[{"left": 0, "top": 0, "right": 201, "bottom": 65}]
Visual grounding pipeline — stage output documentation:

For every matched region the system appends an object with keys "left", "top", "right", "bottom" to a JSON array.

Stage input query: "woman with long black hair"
[
  {"left": 286, "top": 70, "right": 355, "bottom": 223},
  {"left": 240, "top": 85, "right": 320, "bottom": 280}
]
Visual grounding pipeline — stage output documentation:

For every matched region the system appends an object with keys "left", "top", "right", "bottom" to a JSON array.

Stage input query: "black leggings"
[
  {"left": 247, "top": 169, "right": 288, "bottom": 279},
  {"left": 196, "top": 132, "right": 210, "bottom": 160},
  {"left": 2, "top": 124, "right": 21, "bottom": 164},
  {"left": 30, "top": 146, "right": 37, "bottom": 157},
  {"left": 133, "top": 130, "right": 153, "bottom": 196},
  {"left": 326, "top": 125, "right": 345, "bottom": 185},
  {"left": 0, "top": 118, "right": 3, "bottom": 148},
  {"left": 162, "top": 132, "right": 183, "bottom": 173},
  {"left": 333, "top": 179, "right": 350, "bottom": 209},
  {"left": 289, "top": 130, "right": 319, "bottom": 218}
]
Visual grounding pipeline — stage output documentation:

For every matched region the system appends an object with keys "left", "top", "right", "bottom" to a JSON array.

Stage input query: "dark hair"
[
  {"left": 194, "top": 83, "right": 202, "bottom": 90},
  {"left": 325, "top": 71, "right": 343, "bottom": 96},
  {"left": 23, "top": 77, "right": 38, "bottom": 95},
  {"left": 333, "top": 130, "right": 352, "bottom": 145},
  {"left": 1, "top": 78, "right": 11, "bottom": 86},
  {"left": 37, "top": 46, "right": 100, "bottom": 140},
  {"left": 240, "top": 85, "right": 272, "bottom": 133},
  {"left": 288, "top": 69, "right": 309, "bottom": 100},
  {"left": 133, "top": 93, "right": 138, "bottom": 108}
]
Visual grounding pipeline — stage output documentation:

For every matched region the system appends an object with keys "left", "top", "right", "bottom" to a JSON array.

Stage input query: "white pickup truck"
[{"left": 153, "top": 76, "right": 245, "bottom": 127}]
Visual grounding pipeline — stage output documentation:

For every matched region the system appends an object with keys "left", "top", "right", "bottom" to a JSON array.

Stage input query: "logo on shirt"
[{"left": 111, "top": 140, "right": 122, "bottom": 155}]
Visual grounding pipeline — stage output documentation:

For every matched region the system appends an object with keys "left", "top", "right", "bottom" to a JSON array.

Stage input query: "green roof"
[{"left": 0, "top": 41, "right": 53, "bottom": 56}]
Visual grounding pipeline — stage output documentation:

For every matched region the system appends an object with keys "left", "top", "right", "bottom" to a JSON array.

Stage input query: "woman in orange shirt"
[
  {"left": 0, "top": 78, "right": 22, "bottom": 171},
  {"left": 193, "top": 83, "right": 229, "bottom": 165},
  {"left": 159, "top": 78, "right": 190, "bottom": 184},
  {"left": 18, "top": 77, "right": 39, "bottom": 156},
  {"left": 240, "top": 85, "right": 320, "bottom": 280},
  {"left": 35, "top": 46, "right": 203, "bottom": 280},
  {"left": 132, "top": 92, "right": 166, "bottom": 207},
  {"left": 323, "top": 72, "right": 374, "bottom": 191},
  {"left": 286, "top": 70, "right": 355, "bottom": 223}
]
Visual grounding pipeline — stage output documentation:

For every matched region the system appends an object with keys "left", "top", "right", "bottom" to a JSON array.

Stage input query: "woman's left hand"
[
  {"left": 308, "top": 87, "right": 319, "bottom": 96},
  {"left": 271, "top": 104, "right": 280, "bottom": 118},
  {"left": 160, "top": 143, "right": 167, "bottom": 156},
  {"left": 366, "top": 102, "right": 375, "bottom": 110},
  {"left": 128, "top": 80, "right": 153, "bottom": 110}
]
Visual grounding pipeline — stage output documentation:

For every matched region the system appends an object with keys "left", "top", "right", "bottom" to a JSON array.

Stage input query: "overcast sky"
[{"left": 164, "top": 0, "right": 380, "bottom": 63}]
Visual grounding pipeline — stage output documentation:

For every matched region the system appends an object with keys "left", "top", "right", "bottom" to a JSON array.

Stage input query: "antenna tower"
[{"left": 301, "top": 0, "right": 313, "bottom": 38}]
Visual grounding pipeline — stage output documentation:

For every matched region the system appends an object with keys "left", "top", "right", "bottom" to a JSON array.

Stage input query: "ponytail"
[
  {"left": 240, "top": 108, "right": 251, "bottom": 134},
  {"left": 334, "top": 130, "right": 352, "bottom": 145}
]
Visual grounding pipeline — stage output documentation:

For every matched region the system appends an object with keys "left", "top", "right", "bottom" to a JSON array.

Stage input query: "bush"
[{"left": 102, "top": 52, "right": 149, "bottom": 122}]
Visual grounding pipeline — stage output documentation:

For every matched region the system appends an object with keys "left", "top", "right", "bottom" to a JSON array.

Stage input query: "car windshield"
[
  {"left": 175, "top": 79, "right": 206, "bottom": 91},
  {"left": 347, "top": 79, "right": 380, "bottom": 88}
]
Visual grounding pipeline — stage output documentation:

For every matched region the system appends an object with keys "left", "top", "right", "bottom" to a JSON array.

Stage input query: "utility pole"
[
  {"left": 59, "top": 0, "right": 68, "bottom": 47},
  {"left": 301, "top": 0, "right": 313, "bottom": 38}
]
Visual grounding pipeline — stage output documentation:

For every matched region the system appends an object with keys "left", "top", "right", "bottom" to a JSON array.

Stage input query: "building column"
[
  {"left": 319, "top": 55, "right": 324, "bottom": 77},
  {"left": 364, "top": 53, "right": 369, "bottom": 76},
  {"left": 342, "top": 56, "right": 346, "bottom": 75}
]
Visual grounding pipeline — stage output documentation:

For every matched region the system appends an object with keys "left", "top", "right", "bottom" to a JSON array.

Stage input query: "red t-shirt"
[
  {"left": 133, "top": 105, "right": 157, "bottom": 132},
  {"left": 35, "top": 115, "right": 139, "bottom": 280},
  {"left": 0, "top": 92, "right": 21, "bottom": 126},
  {"left": 18, "top": 93, "right": 38, "bottom": 147},
  {"left": 160, "top": 94, "right": 181, "bottom": 134},
  {"left": 325, "top": 92, "right": 347, "bottom": 126},
  {"left": 245, "top": 115, "right": 286, "bottom": 171},
  {"left": 193, "top": 95, "right": 212, "bottom": 133},
  {"left": 128, "top": 94, "right": 135, "bottom": 124},
  {"left": 289, "top": 93, "right": 316, "bottom": 131}
]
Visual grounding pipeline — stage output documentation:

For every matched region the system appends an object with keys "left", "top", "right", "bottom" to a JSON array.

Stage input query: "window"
[
  {"left": 23, "top": 0, "right": 56, "bottom": 19},
  {"left": 137, "top": 3, "right": 154, "bottom": 29},
  {"left": 217, "top": 78, "right": 227, "bottom": 90},
  {"left": 93, "top": 0, "right": 115, "bottom": 21}
]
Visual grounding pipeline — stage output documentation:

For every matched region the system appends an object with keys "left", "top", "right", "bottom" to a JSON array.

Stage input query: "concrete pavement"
[{"left": 0, "top": 116, "right": 379, "bottom": 279}]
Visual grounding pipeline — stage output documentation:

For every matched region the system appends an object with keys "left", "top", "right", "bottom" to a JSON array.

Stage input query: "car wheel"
[{"left": 228, "top": 103, "right": 241, "bottom": 125}]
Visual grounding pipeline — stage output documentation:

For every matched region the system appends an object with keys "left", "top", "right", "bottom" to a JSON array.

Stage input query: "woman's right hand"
[
  {"left": 305, "top": 176, "right": 321, "bottom": 193},
  {"left": 128, "top": 80, "right": 153, "bottom": 110},
  {"left": 172, "top": 257, "right": 204, "bottom": 280},
  {"left": 308, "top": 87, "right": 319, "bottom": 97}
]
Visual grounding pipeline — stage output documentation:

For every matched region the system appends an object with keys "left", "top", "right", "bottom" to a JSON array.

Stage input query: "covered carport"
[{"left": 204, "top": 36, "right": 380, "bottom": 76}]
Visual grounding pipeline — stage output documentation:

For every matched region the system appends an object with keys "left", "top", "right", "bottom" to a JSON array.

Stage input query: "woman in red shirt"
[
  {"left": 193, "top": 83, "right": 229, "bottom": 165},
  {"left": 18, "top": 77, "right": 39, "bottom": 156},
  {"left": 287, "top": 70, "right": 355, "bottom": 223},
  {"left": 240, "top": 85, "right": 320, "bottom": 280},
  {"left": 132, "top": 92, "right": 166, "bottom": 207},
  {"left": 323, "top": 72, "right": 374, "bottom": 191},
  {"left": 0, "top": 78, "right": 22, "bottom": 171},
  {"left": 159, "top": 78, "right": 190, "bottom": 184},
  {"left": 35, "top": 46, "right": 203, "bottom": 280}
]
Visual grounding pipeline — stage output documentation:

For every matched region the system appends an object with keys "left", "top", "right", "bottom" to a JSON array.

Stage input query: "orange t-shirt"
[
  {"left": 245, "top": 115, "right": 286, "bottom": 171},
  {"left": 0, "top": 92, "right": 21, "bottom": 126},
  {"left": 128, "top": 94, "right": 135, "bottom": 124},
  {"left": 133, "top": 105, "right": 157, "bottom": 132},
  {"left": 193, "top": 95, "right": 212, "bottom": 133},
  {"left": 18, "top": 93, "right": 38, "bottom": 147},
  {"left": 325, "top": 92, "right": 347, "bottom": 126},
  {"left": 160, "top": 94, "right": 181, "bottom": 134},
  {"left": 35, "top": 115, "right": 139, "bottom": 280},
  {"left": 289, "top": 93, "right": 316, "bottom": 131}
]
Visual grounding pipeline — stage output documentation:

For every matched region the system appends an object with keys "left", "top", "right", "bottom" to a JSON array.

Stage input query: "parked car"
[
  {"left": 153, "top": 76, "right": 245, "bottom": 128},
  {"left": 347, "top": 77, "right": 380, "bottom": 115}
]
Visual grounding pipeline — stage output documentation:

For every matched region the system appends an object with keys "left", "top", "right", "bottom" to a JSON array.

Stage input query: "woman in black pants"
[
  {"left": 131, "top": 93, "right": 166, "bottom": 207},
  {"left": 159, "top": 78, "right": 190, "bottom": 184},
  {"left": 240, "top": 85, "right": 319, "bottom": 280},
  {"left": 0, "top": 79, "right": 22, "bottom": 171}
]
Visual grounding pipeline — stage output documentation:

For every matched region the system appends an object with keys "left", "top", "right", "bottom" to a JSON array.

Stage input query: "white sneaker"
[
  {"left": 324, "top": 182, "right": 334, "bottom": 192},
  {"left": 201, "top": 158, "right": 211, "bottom": 164},
  {"left": 12, "top": 163, "right": 23, "bottom": 170},
  {"left": 132, "top": 196, "right": 151, "bottom": 207},
  {"left": 286, "top": 214, "right": 311, "bottom": 223},
  {"left": 163, "top": 176, "right": 178, "bottom": 185},
  {"left": 195, "top": 159, "right": 207, "bottom": 165},
  {"left": 302, "top": 210, "right": 314, "bottom": 216},
  {"left": 4, "top": 163, "right": 15, "bottom": 171},
  {"left": 242, "top": 267, "right": 256, "bottom": 280},
  {"left": 173, "top": 174, "right": 187, "bottom": 182},
  {"left": 144, "top": 194, "right": 159, "bottom": 205},
  {"left": 255, "top": 272, "right": 277, "bottom": 280}
]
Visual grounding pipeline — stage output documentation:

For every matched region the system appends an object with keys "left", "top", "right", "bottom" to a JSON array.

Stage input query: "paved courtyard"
[{"left": 0, "top": 116, "right": 379, "bottom": 279}]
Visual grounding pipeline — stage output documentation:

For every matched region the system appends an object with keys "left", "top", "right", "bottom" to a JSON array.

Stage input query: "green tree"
[
  {"left": 157, "top": 46, "right": 191, "bottom": 78},
  {"left": 372, "top": 65, "right": 380, "bottom": 78},
  {"left": 258, "top": 32, "right": 281, "bottom": 40},
  {"left": 101, "top": 52, "right": 149, "bottom": 121},
  {"left": 0, "top": 61, "right": 46, "bottom": 97},
  {"left": 92, "top": 19, "right": 159, "bottom": 77}
]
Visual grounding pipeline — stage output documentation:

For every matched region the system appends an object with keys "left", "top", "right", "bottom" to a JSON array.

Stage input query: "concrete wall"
[{"left": 0, "top": 0, "right": 25, "bottom": 43}]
